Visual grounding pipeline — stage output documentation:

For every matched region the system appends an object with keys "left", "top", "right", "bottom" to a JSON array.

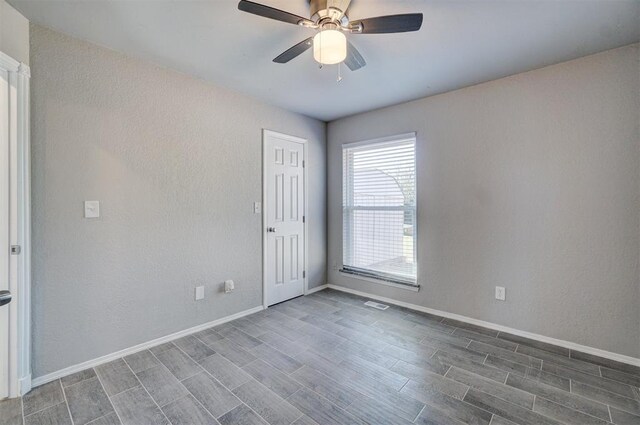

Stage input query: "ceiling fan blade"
[
  {"left": 350, "top": 13, "right": 423, "bottom": 34},
  {"left": 344, "top": 41, "right": 366, "bottom": 71},
  {"left": 273, "top": 37, "right": 314, "bottom": 63},
  {"left": 238, "top": 0, "right": 315, "bottom": 26}
]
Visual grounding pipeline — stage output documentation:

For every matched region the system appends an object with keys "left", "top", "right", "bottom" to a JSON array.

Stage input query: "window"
[{"left": 342, "top": 133, "right": 417, "bottom": 286}]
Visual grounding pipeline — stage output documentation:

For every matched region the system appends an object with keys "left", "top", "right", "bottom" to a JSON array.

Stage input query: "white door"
[
  {"left": 264, "top": 131, "right": 305, "bottom": 306},
  {"left": 0, "top": 68, "right": 10, "bottom": 399}
]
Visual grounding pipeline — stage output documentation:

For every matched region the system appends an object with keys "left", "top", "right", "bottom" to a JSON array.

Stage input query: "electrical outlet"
[
  {"left": 84, "top": 201, "right": 100, "bottom": 218},
  {"left": 224, "top": 280, "right": 235, "bottom": 293},
  {"left": 195, "top": 286, "right": 205, "bottom": 301},
  {"left": 495, "top": 286, "right": 506, "bottom": 301}
]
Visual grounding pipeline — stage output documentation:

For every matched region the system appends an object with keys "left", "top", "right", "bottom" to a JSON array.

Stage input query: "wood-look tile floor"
[{"left": 2, "top": 288, "right": 639, "bottom": 425}]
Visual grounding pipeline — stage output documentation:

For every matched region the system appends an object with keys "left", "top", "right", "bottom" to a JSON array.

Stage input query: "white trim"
[
  {"left": 0, "top": 52, "right": 20, "bottom": 73},
  {"left": 338, "top": 271, "right": 419, "bottom": 292},
  {"left": 0, "top": 52, "right": 30, "bottom": 398},
  {"left": 16, "top": 62, "right": 30, "bottom": 397},
  {"left": 326, "top": 284, "right": 640, "bottom": 367},
  {"left": 262, "top": 129, "right": 308, "bottom": 309},
  {"left": 19, "top": 374, "right": 31, "bottom": 395},
  {"left": 305, "top": 284, "right": 328, "bottom": 294},
  {"left": 31, "top": 305, "right": 264, "bottom": 388},
  {"left": 342, "top": 132, "right": 416, "bottom": 149}
]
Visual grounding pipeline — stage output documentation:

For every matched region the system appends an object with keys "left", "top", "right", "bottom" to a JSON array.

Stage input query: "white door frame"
[
  {"left": 0, "top": 51, "right": 31, "bottom": 398},
  {"left": 262, "top": 129, "right": 308, "bottom": 309}
]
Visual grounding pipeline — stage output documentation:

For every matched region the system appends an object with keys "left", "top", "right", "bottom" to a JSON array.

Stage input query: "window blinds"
[{"left": 342, "top": 134, "right": 417, "bottom": 285}]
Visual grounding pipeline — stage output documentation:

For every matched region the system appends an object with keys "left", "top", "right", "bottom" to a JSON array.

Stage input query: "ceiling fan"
[{"left": 237, "top": 0, "right": 423, "bottom": 71}]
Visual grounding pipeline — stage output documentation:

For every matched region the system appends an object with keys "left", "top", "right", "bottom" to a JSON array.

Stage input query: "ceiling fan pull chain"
[{"left": 337, "top": 62, "right": 343, "bottom": 82}]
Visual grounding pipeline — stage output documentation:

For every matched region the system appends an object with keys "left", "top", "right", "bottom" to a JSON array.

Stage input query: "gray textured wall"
[
  {"left": 30, "top": 25, "right": 326, "bottom": 378},
  {"left": 327, "top": 44, "right": 640, "bottom": 358}
]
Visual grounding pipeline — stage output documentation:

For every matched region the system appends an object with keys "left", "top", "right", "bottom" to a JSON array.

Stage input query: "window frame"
[{"left": 341, "top": 132, "right": 419, "bottom": 289}]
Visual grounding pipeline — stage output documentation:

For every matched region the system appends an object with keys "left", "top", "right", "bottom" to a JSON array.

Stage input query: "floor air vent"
[{"left": 364, "top": 301, "right": 389, "bottom": 310}]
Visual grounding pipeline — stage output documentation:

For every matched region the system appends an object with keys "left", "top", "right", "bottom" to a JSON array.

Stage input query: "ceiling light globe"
[{"left": 313, "top": 29, "right": 347, "bottom": 65}]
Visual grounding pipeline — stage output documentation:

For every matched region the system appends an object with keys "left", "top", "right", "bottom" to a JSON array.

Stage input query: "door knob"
[
  {"left": 0, "top": 290, "right": 11, "bottom": 307},
  {"left": 267, "top": 227, "right": 276, "bottom": 233}
]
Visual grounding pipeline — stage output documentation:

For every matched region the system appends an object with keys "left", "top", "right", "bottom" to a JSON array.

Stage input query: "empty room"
[{"left": 0, "top": 0, "right": 638, "bottom": 424}]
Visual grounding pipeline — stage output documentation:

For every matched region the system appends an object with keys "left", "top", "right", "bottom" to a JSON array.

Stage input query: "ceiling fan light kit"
[
  {"left": 314, "top": 28, "right": 347, "bottom": 65},
  {"left": 238, "top": 0, "right": 423, "bottom": 73}
]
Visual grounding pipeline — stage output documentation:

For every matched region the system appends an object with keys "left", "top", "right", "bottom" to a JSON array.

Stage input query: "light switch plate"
[
  {"left": 84, "top": 201, "right": 100, "bottom": 218},
  {"left": 495, "top": 286, "right": 506, "bottom": 301},
  {"left": 195, "top": 286, "right": 205, "bottom": 301},
  {"left": 253, "top": 202, "right": 261, "bottom": 214}
]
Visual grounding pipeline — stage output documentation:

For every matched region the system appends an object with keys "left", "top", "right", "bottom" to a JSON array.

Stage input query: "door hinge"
[
  {"left": 10, "top": 245, "right": 21, "bottom": 255},
  {"left": 302, "top": 160, "right": 305, "bottom": 168},
  {"left": 302, "top": 215, "right": 305, "bottom": 223},
  {"left": 303, "top": 271, "right": 306, "bottom": 278}
]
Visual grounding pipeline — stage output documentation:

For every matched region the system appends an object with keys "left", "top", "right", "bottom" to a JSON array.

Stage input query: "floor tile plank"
[
  {"left": 218, "top": 404, "right": 268, "bottom": 425},
  {"left": 218, "top": 327, "right": 263, "bottom": 349},
  {"left": 123, "top": 350, "right": 159, "bottom": 374},
  {"left": 204, "top": 338, "right": 258, "bottom": 367},
  {"left": 95, "top": 359, "right": 139, "bottom": 397},
  {"left": 497, "top": 332, "right": 570, "bottom": 357},
  {"left": 110, "top": 387, "right": 169, "bottom": 425},
  {"left": 570, "top": 380, "right": 640, "bottom": 416},
  {"left": 610, "top": 406, "right": 640, "bottom": 425},
  {"left": 181, "top": 372, "right": 241, "bottom": 418},
  {"left": 232, "top": 380, "right": 302, "bottom": 425},
  {"left": 199, "top": 352, "right": 252, "bottom": 390},
  {"left": 242, "top": 359, "right": 301, "bottom": 399},
  {"left": 24, "top": 402, "right": 72, "bottom": 425},
  {"left": 0, "top": 397, "right": 24, "bottom": 425},
  {"left": 65, "top": 377, "right": 114, "bottom": 425},
  {"left": 161, "top": 394, "right": 219, "bottom": 425},
  {"left": 23, "top": 380, "right": 66, "bottom": 416},
  {"left": 61, "top": 368, "right": 97, "bottom": 388},
  {"left": 290, "top": 365, "right": 363, "bottom": 409},
  {"left": 542, "top": 362, "right": 637, "bottom": 398},
  {"left": 433, "top": 350, "right": 507, "bottom": 383},
  {"left": 86, "top": 412, "right": 121, "bottom": 425},
  {"left": 287, "top": 387, "right": 365, "bottom": 425},
  {"left": 505, "top": 373, "right": 610, "bottom": 420},
  {"left": 464, "top": 388, "right": 563, "bottom": 425},
  {"left": 173, "top": 335, "right": 216, "bottom": 362},
  {"left": 346, "top": 395, "right": 415, "bottom": 424},
  {"left": 447, "top": 367, "right": 533, "bottom": 409},
  {"left": 570, "top": 351, "right": 640, "bottom": 377},
  {"left": 136, "top": 365, "right": 188, "bottom": 407},
  {"left": 250, "top": 342, "right": 304, "bottom": 374},
  {"left": 156, "top": 346, "right": 203, "bottom": 380},
  {"left": 515, "top": 345, "right": 600, "bottom": 376},
  {"left": 532, "top": 397, "right": 609, "bottom": 425}
]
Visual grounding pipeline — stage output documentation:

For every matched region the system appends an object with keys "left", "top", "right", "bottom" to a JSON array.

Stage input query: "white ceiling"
[{"left": 9, "top": 0, "right": 640, "bottom": 121}]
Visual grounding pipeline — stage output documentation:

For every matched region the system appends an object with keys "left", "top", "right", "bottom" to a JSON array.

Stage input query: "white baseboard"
[
  {"left": 326, "top": 284, "right": 640, "bottom": 367},
  {"left": 31, "top": 305, "right": 265, "bottom": 388},
  {"left": 19, "top": 374, "right": 32, "bottom": 396},
  {"left": 306, "top": 284, "right": 328, "bottom": 295}
]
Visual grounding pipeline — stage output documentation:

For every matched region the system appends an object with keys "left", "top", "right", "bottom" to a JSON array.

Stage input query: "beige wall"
[
  {"left": 0, "top": 0, "right": 28, "bottom": 64},
  {"left": 327, "top": 44, "right": 640, "bottom": 358},
  {"left": 30, "top": 25, "right": 326, "bottom": 378}
]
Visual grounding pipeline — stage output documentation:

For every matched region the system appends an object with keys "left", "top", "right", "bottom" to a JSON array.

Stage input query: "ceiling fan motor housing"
[{"left": 309, "top": 0, "right": 351, "bottom": 24}]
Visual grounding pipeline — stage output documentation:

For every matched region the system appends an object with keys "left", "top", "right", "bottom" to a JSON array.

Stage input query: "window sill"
[{"left": 339, "top": 270, "right": 420, "bottom": 292}]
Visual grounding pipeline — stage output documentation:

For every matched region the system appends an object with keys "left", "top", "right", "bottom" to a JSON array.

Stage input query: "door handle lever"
[
  {"left": 0, "top": 290, "right": 11, "bottom": 307},
  {"left": 267, "top": 227, "right": 276, "bottom": 233}
]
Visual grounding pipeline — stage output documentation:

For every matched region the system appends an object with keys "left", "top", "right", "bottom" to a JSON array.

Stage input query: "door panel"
[{"left": 265, "top": 132, "right": 305, "bottom": 306}]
